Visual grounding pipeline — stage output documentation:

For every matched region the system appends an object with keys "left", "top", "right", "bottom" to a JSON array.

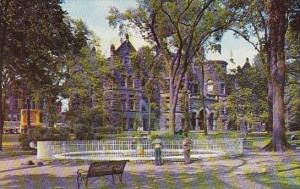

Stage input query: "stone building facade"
[
  {"left": 104, "top": 37, "right": 229, "bottom": 132},
  {"left": 103, "top": 36, "right": 146, "bottom": 131},
  {"left": 158, "top": 60, "right": 228, "bottom": 132}
]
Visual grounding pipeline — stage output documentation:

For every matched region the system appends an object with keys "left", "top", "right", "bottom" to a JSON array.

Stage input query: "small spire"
[
  {"left": 246, "top": 57, "right": 249, "bottom": 64},
  {"left": 125, "top": 33, "right": 129, "bottom": 41}
]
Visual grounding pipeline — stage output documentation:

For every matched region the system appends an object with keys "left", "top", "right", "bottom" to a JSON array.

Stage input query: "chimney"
[
  {"left": 216, "top": 44, "right": 221, "bottom": 54},
  {"left": 110, "top": 44, "right": 115, "bottom": 57},
  {"left": 125, "top": 33, "right": 129, "bottom": 42}
]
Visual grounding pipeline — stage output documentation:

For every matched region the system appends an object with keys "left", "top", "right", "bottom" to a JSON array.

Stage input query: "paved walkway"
[{"left": 0, "top": 150, "right": 300, "bottom": 189}]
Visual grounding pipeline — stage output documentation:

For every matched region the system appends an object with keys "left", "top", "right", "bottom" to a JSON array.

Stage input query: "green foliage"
[
  {"left": 108, "top": 0, "right": 241, "bottom": 135},
  {"left": 18, "top": 134, "right": 32, "bottom": 149},
  {"left": 287, "top": 74, "right": 300, "bottom": 131},
  {"left": 75, "top": 124, "right": 94, "bottom": 140},
  {"left": 0, "top": 0, "right": 76, "bottom": 93},
  {"left": 149, "top": 132, "right": 184, "bottom": 140},
  {"left": 225, "top": 63, "right": 268, "bottom": 129},
  {"left": 149, "top": 133, "right": 157, "bottom": 141},
  {"left": 18, "top": 127, "right": 70, "bottom": 149},
  {"left": 63, "top": 21, "right": 107, "bottom": 130}
]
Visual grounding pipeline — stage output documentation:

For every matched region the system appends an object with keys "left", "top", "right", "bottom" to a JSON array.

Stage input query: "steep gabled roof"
[
  {"left": 241, "top": 57, "right": 251, "bottom": 71},
  {"left": 115, "top": 39, "right": 136, "bottom": 55}
]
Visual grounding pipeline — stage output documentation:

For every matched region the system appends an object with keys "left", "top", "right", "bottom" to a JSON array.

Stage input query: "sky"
[{"left": 61, "top": 0, "right": 257, "bottom": 69}]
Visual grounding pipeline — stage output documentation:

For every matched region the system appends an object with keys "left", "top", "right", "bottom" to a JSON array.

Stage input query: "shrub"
[
  {"left": 94, "top": 127, "right": 114, "bottom": 134},
  {"left": 288, "top": 122, "right": 300, "bottom": 131},
  {"left": 18, "top": 134, "right": 32, "bottom": 149},
  {"left": 149, "top": 132, "right": 182, "bottom": 141},
  {"left": 95, "top": 135, "right": 105, "bottom": 140},
  {"left": 30, "top": 127, "right": 48, "bottom": 141},
  {"left": 18, "top": 127, "right": 70, "bottom": 149},
  {"left": 149, "top": 133, "right": 157, "bottom": 141},
  {"left": 75, "top": 124, "right": 94, "bottom": 140}
]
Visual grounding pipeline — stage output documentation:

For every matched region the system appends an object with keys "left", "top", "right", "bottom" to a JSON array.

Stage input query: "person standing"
[
  {"left": 183, "top": 133, "right": 192, "bottom": 164},
  {"left": 152, "top": 135, "right": 163, "bottom": 165}
]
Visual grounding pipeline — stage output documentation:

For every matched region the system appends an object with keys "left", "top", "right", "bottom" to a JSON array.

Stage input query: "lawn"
[{"left": 1, "top": 132, "right": 300, "bottom": 189}]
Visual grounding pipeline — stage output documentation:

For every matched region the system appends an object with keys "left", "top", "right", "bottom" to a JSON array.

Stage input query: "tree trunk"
[
  {"left": 169, "top": 76, "right": 175, "bottom": 135},
  {"left": 262, "top": 0, "right": 291, "bottom": 151},
  {"left": 183, "top": 74, "right": 190, "bottom": 135},
  {"left": 0, "top": 0, "right": 9, "bottom": 151},
  {"left": 0, "top": 77, "right": 2, "bottom": 151},
  {"left": 147, "top": 95, "right": 151, "bottom": 134},
  {"left": 267, "top": 78, "right": 273, "bottom": 132},
  {"left": 169, "top": 100, "right": 176, "bottom": 135},
  {"left": 26, "top": 94, "right": 31, "bottom": 135},
  {"left": 201, "top": 63, "right": 207, "bottom": 135}
]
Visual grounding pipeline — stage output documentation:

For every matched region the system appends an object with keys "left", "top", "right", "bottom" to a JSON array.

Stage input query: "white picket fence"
[{"left": 37, "top": 138, "right": 244, "bottom": 161}]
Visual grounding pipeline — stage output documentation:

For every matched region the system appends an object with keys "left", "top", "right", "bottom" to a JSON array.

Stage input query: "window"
[
  {"left": 110, "top": 99, "right": 114, "bottom": 108},
  {"left": 181, "top": 118, "right": 185, "bottom": 130},
  {"left": 17, "top": 99, "right": 22, "bottom": 109},
  {"left": 121, "top": 75, "right": 126, "bottom": 87},
  {"left": 166, "top": 119, "right": 170, "bottom": 128},
  {"left": 127, "top": 76, "right": 133, "bottom": 88},
  {"left": 129, "top": 99, "right": 135, "bottom": 110},
  {"left": 129, "top": 118, "right": 134, "bottom": 130},
  {"left": 121, "top": 99, "right": 126, "bottom": 111},
  {"left": 222, "top": 64, "right": 227, "bottom": 71},
  {"left": 143, "top": 119, "right": 148, "bottom": 131},
  {"left": 191, "top": 84, "right": 199, "bottom": 94},
  {"left": 164, "top": 97, "right": 170, "bottom": 111},
  {"left": 123, "top": 118, "right": 127, "bottom": 131},
  {"left": 141, "top": 101, "right": 147, "bottom": 112},
  {"left": 207, "top": 80, "right": 214, "bottom": 94},
  {"left": 132, "top": 79, "right": 135, "bottom": 88},
  {"left": 164, "top": 79, "right": 170, "bottom": 90},
  {"left": 221, "top": 106, "right": 226, "bottom": 115},
  {"left": 220, "top": 82, "right": 225, "bottom": 95}
]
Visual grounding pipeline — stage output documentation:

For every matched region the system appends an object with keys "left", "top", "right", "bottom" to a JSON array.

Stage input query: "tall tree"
[
  {"left": 64, "top": 20, "right": 106, "bottom": 131},
  {"left": 132, "top": 46, "right": 161, "bottom": 134},
  {"left": 229, "top": 0, "right": 274, "bottom": 132},
  {"left": 0, "top": 0, "right": 74, "bottom": 150},
  {"left": 108, "top": 0, "right": 239, "bottom": 135},
  {"left": 264, "top": 0, "right": 290, "bottom": 151},
  {"left": 221, "top": 63, "right": 268, "bottom": 131}
]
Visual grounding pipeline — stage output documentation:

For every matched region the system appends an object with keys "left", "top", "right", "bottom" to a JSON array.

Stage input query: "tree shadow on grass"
[
  {"left": 0, "top": 165, "right": 45, "bottom": 174},
  {"left": 125, "top": 169, "right": 238, "bottom": 189},
  {"left": 0, "top": 173, "right": 76, "bottom": 189},
  {"left": 75, "top": 168, "right": 239, "bottom": 189},
  {"left": 245, "top": 171, "right": 300, "bottom": 189},
  {"left": 278, "top": 166, "right": 300, "bottom": 173},
  {"left": 49, "top": 160, "right": 89, "bottom": 167}
]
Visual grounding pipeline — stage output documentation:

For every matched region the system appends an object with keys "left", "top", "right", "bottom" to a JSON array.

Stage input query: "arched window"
[{"left": 207, "top": 80, "right": 214, "bottom": 94}]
